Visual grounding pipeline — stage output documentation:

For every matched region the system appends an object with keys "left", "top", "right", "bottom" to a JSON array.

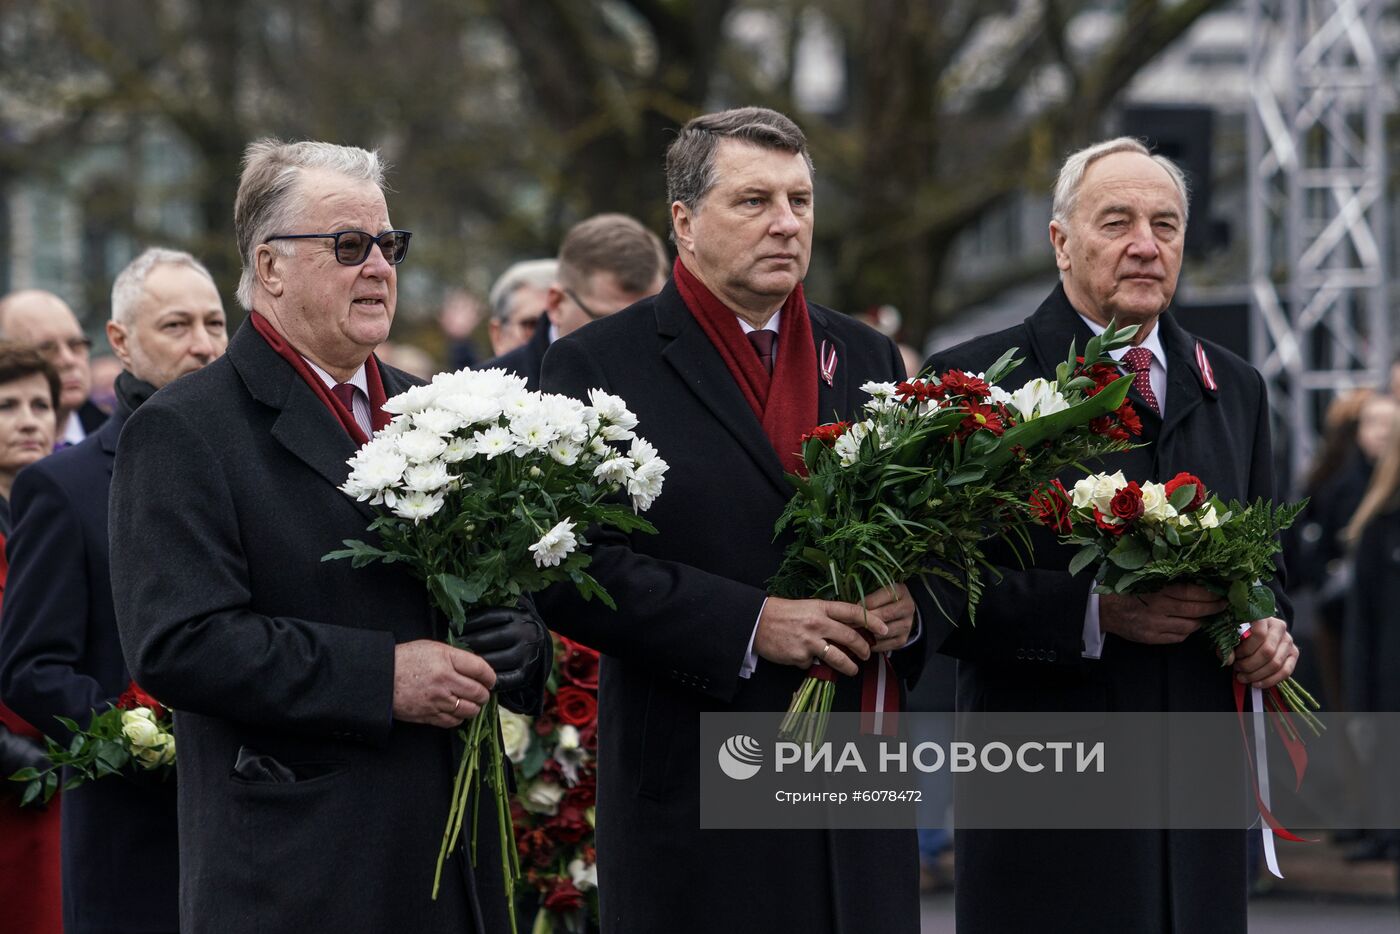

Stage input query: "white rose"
[
  {"left": 557, "top": 724, "right": 581, "bottom": 751},
  {"left": 499, "top": 710, "right": 532, "bottom": 764},
  {"left": 1198, "top": 504, "right": 1220, "bottom": 529},
  {"left": 568, "top": 858, "right": 598, "bottom": 892},
  {"left": 1089, "top": 471, "right": 1128, "bottom": 514},
  {"left": 1070, "top": 477, "right": 1097, "bottom": 509},
  {"left": 1139, "top": 482, "right": 1176, "bottom": 522},
  {"left": 522, "top": 779, "right": 565, "bottom": 815},
  {"left": 121, "top": 712, "right": 161, "bottom": 748}
]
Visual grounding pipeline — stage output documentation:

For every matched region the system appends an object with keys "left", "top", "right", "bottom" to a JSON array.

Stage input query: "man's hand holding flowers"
[
  {"left": 392, "top": 641, "right": 496, "bottom": 729},
  {"left": 754, "top": 598, "right": 881, "bottom": 673},
  {"left": 1230, "top": 616, "right": 1298, "bottom": 690},
  {"left": 1099, "top": 582, "right": 1224, "bottom": 645}
]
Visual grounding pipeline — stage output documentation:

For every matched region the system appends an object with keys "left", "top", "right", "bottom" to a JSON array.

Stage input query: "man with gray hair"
[
  {"left": 0, "top": 246, "right": 226, "bottom": 933},
  {"left": 923, "top": 137, "right": 1299, "bottom": 933},
  {"left": 107, "top": 139, "right": 547, "bottom": 933},
  {"left": 487, "top": 214, "right": 668, "bottom": 389},
  {"left": 486, "top": 258, "right": 556, "bottom": 357},
  {"left": 0, "top": 289, "right": 103, "bottom": 445}
]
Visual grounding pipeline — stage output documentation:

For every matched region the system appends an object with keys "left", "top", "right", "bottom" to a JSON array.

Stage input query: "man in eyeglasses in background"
[
  {"left": 484, "top": 258, "right": 556, "bottom": 358},
  {"left": 108, "top": 138, "right": 549, "bottom": 933},
  {"left": 484, "top": 213, "right": 668, "bottom": 389},
  {"left": 0, "top": 289, "right": 103, "bottom": 446}
]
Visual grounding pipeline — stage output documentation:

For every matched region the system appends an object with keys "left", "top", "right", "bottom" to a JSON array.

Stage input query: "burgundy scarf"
[
  {"left": 249, "top": 312, "right": 391, "bottom": 446},
  {"left": 672, "top": 258, "right": 817, "bottom": 474}
]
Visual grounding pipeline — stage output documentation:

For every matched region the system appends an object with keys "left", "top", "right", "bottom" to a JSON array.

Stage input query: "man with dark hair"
[
  {"left": 107, "top": 139, "right": 548, "bottom": 933},
  {"left": 540, "top": 107, "right": 927, "bottom": 933},
  {"left": 0, "top": 247, "right": 226, "bottom": 934},
  {"left": 925, "top": 137, "right": 1298, "bottom": 934},
  {"left": 486, "top": 214, "right": 667, "bottom": 388}
]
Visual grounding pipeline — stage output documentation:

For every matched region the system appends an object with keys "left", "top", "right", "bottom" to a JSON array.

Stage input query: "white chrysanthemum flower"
[
  {"left": 529, "top": 519, "right": 578, "bottom": 568},
  {"left": 343, "top": 438, "right": 408, "bottom": 499},
  {"left": 391, "top": 491, "right": 445, "bottom": 522},
  {"left": 403, "top": 461, "right": 452, "bottom": 492},
  {"left": 381, "top": 382, "right": 442, "bottom": 415},
  {"left": 548, "top": 440, "right": 581, "bottom": 466},
  {"left": 442, "top": 436, "right": 473, "bottom": 463},
  {"left": 499, "top": 389, "right": 535, "bottom": 420},
  {"left": 436, "top": 392, "right": 504, "bottom": 426},
  {"left": 593, "top": 455, "right": 633, "bottom": 485},
  {"left": 471, "top": 425, "right": 516, "bottom": 459},
  {"left": 412, "top": 407, "right": 467, "bottom": 436},
  {"left": 395, "top": 428, "right": 449, "bottom": 464},
  {"left": 510, "top": 413, "right": 560, "bottom": 452},
  {"left": 380, "top": 415, "right": 412, "bottom": 436},
  {"left": 628, "top": 436, "right": 659, "bottom": 465},
  {"left": 586, "top": 436, "right": 610, "bottom": 458},
  {"left": 627, "top": 456, "right": 668, "bottom": 511},
  {"left": 860, "top": 380, "right": 899, "bottom": 400},
  {"left": 589, "top": 389, "right": 639, "bottom": 441}
]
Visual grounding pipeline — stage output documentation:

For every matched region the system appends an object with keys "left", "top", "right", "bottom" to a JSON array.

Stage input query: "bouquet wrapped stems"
[
  {"left": 1201, "top": 616, "right": 1322, "bottom": 739},
  {"left": 778, "top": 666, "right": 836, "bottom": 746}
]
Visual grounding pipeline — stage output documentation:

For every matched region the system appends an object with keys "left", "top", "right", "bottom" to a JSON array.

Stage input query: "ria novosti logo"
[{"left": 717, "top": 734, "right": 764, "bottom": 780}]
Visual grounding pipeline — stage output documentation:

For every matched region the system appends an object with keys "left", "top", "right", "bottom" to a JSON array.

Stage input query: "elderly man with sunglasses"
[
  {"left": 484, "top": 213, "right": 669, "bottom": 389},
  {"left": 108, "top": 139, "right": 549, "bottom": 934}
]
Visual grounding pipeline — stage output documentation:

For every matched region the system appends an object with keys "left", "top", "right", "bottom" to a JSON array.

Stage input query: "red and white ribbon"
[{"left": 819, "top": 340, "right": 837, "bottom": 387}]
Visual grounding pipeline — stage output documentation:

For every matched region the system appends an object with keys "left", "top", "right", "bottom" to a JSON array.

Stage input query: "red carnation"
[
  {"left": 542, "top": 878, "right": 586, "bottom": 913},
  {"left": 1093, "top": 508, "right": 1127, "bottom": 536},
  {"left": 1109, "top": 481, "right": 1145, "bottom": 522},
  {"left": 116, "top": 681, "right": 166, "bottom": 719},
  {"left": 1079, "top": 360, "right": 1122, "bottom": 394},
  {"left": 1164, "top": 472, "right": 1207, "bottom": 512},
  {"left": 1115, "top": 402, "right": 1143, "bottom": 437},
  {"left": 954, "top": 399, "right": 1006, "bottom": 441},
  {"left": 1029, "top": 480, "right": 1073, "bottom": 534},
  {"left": 555, "top": 687, "right": 597, "bottom": 728},
  {"left": 801, "top": 421, "right": 851, "bottom": 446},
  {"left": 557, "top": 638, "right": 600, "bottom": 690}
]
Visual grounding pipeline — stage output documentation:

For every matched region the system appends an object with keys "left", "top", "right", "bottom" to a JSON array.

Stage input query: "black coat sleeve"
[
  {"left": 538, "top": 335, "right": 766, "bottom": 703},
  {"left": 109, "top": 400, "right": 398, "bottom": 744},
  {"left": 0, "top": 466, "right": 107, "bottom": 736}
]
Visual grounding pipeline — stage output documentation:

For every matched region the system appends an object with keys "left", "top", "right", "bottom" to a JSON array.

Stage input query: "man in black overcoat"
[
  {"left": 540, "top": 107, "right": 929, "bottom": 934},
  {"left": 485, "top": 213, "right": 667, "bottom": 389},
  {"left": 108, "top": 139, "right": 548, "bottom": 933},
  {"left": 925, "top": 138, "right": 1300, "bottom": 934},
  {"left": 0, "top": 246, "right": 228, "bottom": 933}
]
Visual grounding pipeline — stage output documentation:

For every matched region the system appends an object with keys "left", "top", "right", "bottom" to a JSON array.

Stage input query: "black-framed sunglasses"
[
  {"left": 265, "top": 229, "right": 412, "bottom": 266},
  {"left": 564, "top": 288, "right": 608, "bottom": 321}
]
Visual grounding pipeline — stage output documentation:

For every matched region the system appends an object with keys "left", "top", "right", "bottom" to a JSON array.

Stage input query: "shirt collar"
[
  {"left": 1076, "top": 313, "right": 1167, "bottom": 369},
  {"left": 302, "top": 357, "right": 369, "bottom": 394},
  {"left": 737, "top": 309, "right": 782, "bottom": 335}
]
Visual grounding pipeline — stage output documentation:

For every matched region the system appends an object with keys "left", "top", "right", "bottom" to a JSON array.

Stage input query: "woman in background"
[{"left": 0, "top": 342, "right": 63, "bottom": 933}]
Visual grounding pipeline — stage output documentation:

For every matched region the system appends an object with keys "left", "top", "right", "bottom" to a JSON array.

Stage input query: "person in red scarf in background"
[
  {"left": 539, "top": 107, "right": 931, "bottom": 934},
  {"left": 0, "top": 343, "right": 62, "bottom": 933}
]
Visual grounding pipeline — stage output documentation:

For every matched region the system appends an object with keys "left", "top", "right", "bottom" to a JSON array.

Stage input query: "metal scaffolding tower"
[{"left": 1247, "top": 0, "right": 1389, "bottom": 483}]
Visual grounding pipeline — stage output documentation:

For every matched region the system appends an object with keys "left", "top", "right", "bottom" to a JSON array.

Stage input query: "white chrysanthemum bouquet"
[{"left": 324, "top": 367, "right": 667, "bottom": 930}]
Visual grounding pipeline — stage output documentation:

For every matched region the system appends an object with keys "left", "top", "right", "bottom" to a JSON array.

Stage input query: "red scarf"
[
  {"left": 672, "top": 258, "right": 817, "bottom": 474},
  {"left": 249, "top": 312, "right": 391, "bottom": 446}
]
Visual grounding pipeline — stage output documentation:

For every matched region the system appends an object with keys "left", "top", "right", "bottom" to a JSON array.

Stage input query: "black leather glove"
[
  {"left": 0, "top": 723, "right": 50, "bottom": 777},
  {"left": 459, "top": 600, "right": 549, "bottom": 694}
]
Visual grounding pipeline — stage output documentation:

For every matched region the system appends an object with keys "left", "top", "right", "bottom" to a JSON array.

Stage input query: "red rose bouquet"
[
  {"left": 10, "top": 681, "right": 175, "bottom": 806},
  {"left": 503, "top": 635, "right": 601, "bottom": 933},
  {"left": 1039, "top": 470, "right": 1320, "bottom": 733},
  {"left": 770, "top": 325, "right": 1141, "bottom": 743}
]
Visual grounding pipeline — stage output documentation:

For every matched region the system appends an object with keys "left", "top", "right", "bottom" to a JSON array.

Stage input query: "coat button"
[{"left": 1048, "top": 649, "right": 1057, "bottom": 662}]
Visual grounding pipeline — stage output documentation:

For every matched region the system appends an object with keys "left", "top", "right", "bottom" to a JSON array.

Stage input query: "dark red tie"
[
  {"left": 746, "top": 329, "right": 777, "bottom": 374},
  {"left": 1122, "top": 347, "right": 1160, "bottom": 415},
  {"left": 331, "top": 382, "right": 357, "bottom": 412}
]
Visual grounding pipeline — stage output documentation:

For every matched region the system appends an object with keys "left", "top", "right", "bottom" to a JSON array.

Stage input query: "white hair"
[
  {"left": 111, "top": 248, "right": 217, "bottom": 325},
  {"left": 1051, "top": 137, "right": 1190, "bottom": 227},
  {"left": 234, "top": 139, "right": 387, "bottom": 311},
  {"left": 487, "top": 259, "right": 558, "bottom": 323}
]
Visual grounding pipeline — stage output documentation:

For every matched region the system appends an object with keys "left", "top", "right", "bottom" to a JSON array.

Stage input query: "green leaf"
[
  {"left": 1246, "top": 584, "right": 1276, "bottom": 621},
  {"left": 1167, "top": 484, "right": 1198, "bottom": 511},
  {"left": 946, "top": 466, "right": 987, "bottom": 486},
  {"left": 1108, "top": 535, "right": 1149, "bottom": 570},
  {"left": 1227, "top": 579, "right": 1251, "bottom": 616},
  {"left": 1068, "top": 544, "right": 1101, "bottom": 577}
]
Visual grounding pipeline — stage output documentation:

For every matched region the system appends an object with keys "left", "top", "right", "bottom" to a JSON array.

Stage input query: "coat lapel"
[
  {"left": 227, "top": 323, "right": 376, "bottom": 523},
  {"left": 1156, "top": 312, "right": 1208, "bottom": 441},
  {"left": 809, "top": 306, "right": 849, "bottom": 424},
  {"left": 654, "top": 284, "right": 791, "bottom": 496}
]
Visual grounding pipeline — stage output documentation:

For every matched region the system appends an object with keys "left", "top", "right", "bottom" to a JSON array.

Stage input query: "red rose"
[
  {"left": 542, "top": 878, "right": 586, "bottom": 913},
  {"left": 116, "top": 682, "right": 166, "bottom": 719},
  {"left": 557, "top": 638, "right": 600, "bottom": 690},
  {"left": 555, "top": 687, "right": 597, "bottom": 728},
  {"left": 1109, "top": 481, "right": 1144, "bottom": 522},
  {"left": 577, "top": 721, "right": 598, "bottom": 752},
  {"left": 533, "top": 709, "right": 557, "bottom": 737},
  {"left": 564, "top": 781, "right": 596, "bottom": 809},
  {"left": 1093, "top": 508, "right": 1127, "bottom": 536},
  {"left": 1029, "top": 480, "right": 1073, "bottom": 534},
  {"left": 1164, "top": 472, "right": 1206, "bottom": 512},
  {"left": 550, "top": 804, "right": 591, "bottom": 844}
]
